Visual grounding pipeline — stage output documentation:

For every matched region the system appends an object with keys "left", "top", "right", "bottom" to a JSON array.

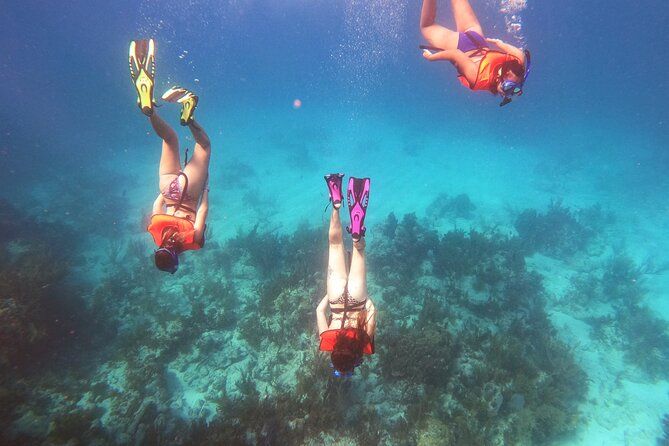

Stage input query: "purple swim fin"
[
  {"left": 324, "top": 173, "right": 344, "bottom": 209},
  {"left": 346, "top": 177, "right": 370, "bottom": 241}
]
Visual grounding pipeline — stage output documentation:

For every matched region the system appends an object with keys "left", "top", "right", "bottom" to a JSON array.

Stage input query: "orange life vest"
[
  {"left": 458, "top": 50, "right": 522, "bottom": 92},
  {"left": 319, "top": 328, "right": 374, "bottom": 355},
  {"left": 147, "top": 214, "right": 202, "bottom": 251}
]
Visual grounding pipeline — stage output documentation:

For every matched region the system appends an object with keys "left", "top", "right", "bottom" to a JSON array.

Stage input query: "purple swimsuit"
[
  {"left": 162, "top": 176, "right": 183, "bottom": 201},
  {"left": 457, "top": 30, "right": 490, "bottom": 53},
  {"left": 161, "top": 172, "right": 197, "bottom": 216}
]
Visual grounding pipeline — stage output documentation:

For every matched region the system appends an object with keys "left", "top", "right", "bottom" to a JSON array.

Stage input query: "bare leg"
[
  {"left": 149, "top": 113, "right": 181, "bottom": 192},
  {"left": 182, "top": 120, "right": 211, "bottom": 196},
  {"left": 346, "top": 238, "right": 368, "bottom": 304},
  {"left": 451, "top": 0, "right": 484, "bottom": 36},
  {"left": 326, "top": 208, "right": 348, "bottom": 301},
  {"left": 420, "top": 0, "right": 459, "bottom": 50}
]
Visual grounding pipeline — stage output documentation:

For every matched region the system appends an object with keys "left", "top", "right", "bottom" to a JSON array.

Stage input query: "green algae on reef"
[{"left": 1, "top": 209, "right": 588, "bottom": 445}]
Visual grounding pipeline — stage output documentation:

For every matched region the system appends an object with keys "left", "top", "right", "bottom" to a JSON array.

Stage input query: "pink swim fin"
[
  {"left": 324, "top": 173, "right": 344, "bottom": 209},
  {"left": 346, "top": 177, "right": 370, "bottom": 241}
]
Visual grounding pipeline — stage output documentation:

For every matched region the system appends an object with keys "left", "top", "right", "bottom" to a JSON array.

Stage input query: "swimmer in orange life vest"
[
  {"left": 420, "top": 0, "right": 531, "bottom": 106},
  {"left": 317, "top": 175, "right": 377, "bottom": 378},
  {"left": 129, "top": 39, "right": 211, "bottom": 273}
]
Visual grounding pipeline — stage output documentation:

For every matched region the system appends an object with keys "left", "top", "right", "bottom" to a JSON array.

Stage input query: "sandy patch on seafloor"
[{"left": 531, "top": 245, "right": 669, "bottom": 445}]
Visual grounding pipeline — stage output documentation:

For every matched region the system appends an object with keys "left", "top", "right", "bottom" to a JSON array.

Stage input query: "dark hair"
[
  {"left": 154, "top": 247, "right": 178, "bottom": 273},
  {"left": 154, "top": 227, "right": 181, "bottom": 273},
  {"left": 503, "top": 59, "right": 525, "bottom": 79},
  {"left": 331, "top": 330, "right": 365, "bottom": 373}
]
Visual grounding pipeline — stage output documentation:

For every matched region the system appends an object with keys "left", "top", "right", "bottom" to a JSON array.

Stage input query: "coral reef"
[
  {"left": 379, "top": 320, "right": 459, "bottom": 386},
  {"left": 371, "top": 213, "right": 438, "bottom": 292},
  {"left": 0, "top": 201, "right": 104, "bottom": 371},
  {"left": 218, "top": 160, "right": 256, "bottom": 190},
  {"left": 514, "top": 200, "right": 611, "bottom": 258},
  {"left": 567, "top": 254, "right": 669, "bottom": 379},
  {"left": 369, "top": 213, "right": 586, "bottom": 444},
  {"left": 2, "top": 208, "right": 587, "bottom": 445},
  {"left": 426, "top": 193, "right": 476, "bottom": 221},
  {"left": 45, "top": 407, "right": 111, "bottom": 445},
  {"left": 658, "top": 413, "right": 669, "bottom": 446},
  {"left": 0, "top": 201, "right": 115, "bottom": 443},
  {"left": 602, "top": 254, "right": 644, "bottom": 308}
]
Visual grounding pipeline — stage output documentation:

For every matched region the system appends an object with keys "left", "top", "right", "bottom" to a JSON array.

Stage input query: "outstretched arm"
[
  {"left": 487, "top": 38, "right": 526, "bottom": 64},
  {"left": 316, "top": 295, "right": 329, "bottom": 335},
  {"left": 365, "top": 299, "right": 377, "bottom": 338},
  {"left": 423, "top": 49, "right": 478, "bottom": 85},
  {"left": 193, "top": 187, "right": 209, "bottom": 241},
  {"left": 152, "top": 194, "right": 165, "bottom": 214}
]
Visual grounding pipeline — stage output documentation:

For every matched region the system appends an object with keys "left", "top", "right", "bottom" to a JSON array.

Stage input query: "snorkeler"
[
  {"left": 420, "top": 0, "right": 530, "bottom": 106},
  {"left": 316, "top": 175, "right": 377, "bottom": 378},
  {"left": 129, "top": 39, "right": 211, "bottom": 274}
]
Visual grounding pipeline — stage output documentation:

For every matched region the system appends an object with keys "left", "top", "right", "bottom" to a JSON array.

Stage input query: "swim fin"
[
  {"left": 129, "top": 39, "right": 156, "bottom": 116},
  {"left": 324, "top": 173, "right": 344, "bottom": 209},
  {"left": 346, "top": 177, "right": 370, "bottom": 241},
  {"left": 162, "top": 86, "right": 199, "bottom": 126}
]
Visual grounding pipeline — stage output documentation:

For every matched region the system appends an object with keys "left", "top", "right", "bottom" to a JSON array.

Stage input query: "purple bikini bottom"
[{"left": 457, "top": 30, "right": 489, "bottom": 53}]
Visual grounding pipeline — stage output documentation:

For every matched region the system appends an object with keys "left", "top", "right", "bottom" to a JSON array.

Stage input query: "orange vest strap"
[
  {"left": 462, "top": 50, "right": 521, "bottom": 92},
  {"left": 319, "top": 328, "right": 374, "bottom": 355},
  {"left": 147, "top": 214, "right": 202, "bottom": 251}
]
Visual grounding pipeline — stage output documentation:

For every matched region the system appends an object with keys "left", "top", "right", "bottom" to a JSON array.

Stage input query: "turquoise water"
[{"left": 1, "top": 0, "right": 669, "bottom": 444}]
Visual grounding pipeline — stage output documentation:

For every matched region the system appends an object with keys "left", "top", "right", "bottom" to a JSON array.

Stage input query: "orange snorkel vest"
[
  {"left": 319, "top": 328, "right": 375, "bottom": 355},
  {"left": 147, "top": 214, "right": 202, "bottom": 251},
  {"left": 458, "top": 50, "right": 523, "bottom": 92}
]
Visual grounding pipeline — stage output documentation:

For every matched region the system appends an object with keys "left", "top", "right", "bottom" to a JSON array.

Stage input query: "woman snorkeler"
[
  {"left": 316, "top": 174, "right": 377, "bottom": 378},
  {"left": 129, "top": 39, "right": 211, "bottom": 274},
  {"left": 420, "top": 0, "right": 531, "bottom": 106}
]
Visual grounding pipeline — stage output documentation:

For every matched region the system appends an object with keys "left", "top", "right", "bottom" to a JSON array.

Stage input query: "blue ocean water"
[{"left": 1, "top": 0, "right": 669, "bottom": 444}]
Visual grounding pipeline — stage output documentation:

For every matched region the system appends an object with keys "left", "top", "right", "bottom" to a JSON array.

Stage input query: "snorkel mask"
[
  {"left": 330, "top": 356, "right": 363, "bottom": 378},
  {"left": 155, "top": 247, "right": 179, "bottom": 274},
  {"left": 500, "top": 49, "right": 531, "bottom": 107},
  {"left": 154, "top": 227, "right": 181, "bottom": 274}
]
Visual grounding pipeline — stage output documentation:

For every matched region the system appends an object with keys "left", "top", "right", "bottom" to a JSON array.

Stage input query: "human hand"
[
  {"left": 423, "top": 49, "right": 440, "bottom": 61},
  {"left": 486, "top": 38, "right": 504, "bottom": 45}
]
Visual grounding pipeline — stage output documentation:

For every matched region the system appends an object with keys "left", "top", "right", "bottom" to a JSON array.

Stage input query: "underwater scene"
[{"left": 1, "top": 0, "right": 669, "bottom": 444}]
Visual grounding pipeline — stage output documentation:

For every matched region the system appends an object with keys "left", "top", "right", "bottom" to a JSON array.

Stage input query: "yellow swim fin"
[
  {"left": 129, "top": 39, "right": 156, "bottom": 116},
  {"left": 162, "top": 86, "right": 199, "bottom": 126}
]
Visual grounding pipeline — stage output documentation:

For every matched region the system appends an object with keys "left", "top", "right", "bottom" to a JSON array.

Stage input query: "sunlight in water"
[
  {"left": 496, "top": 0, "right": 527, "bottom": 42},
  {"left": 334, "top": 0, "right": 408, "bottom": 97},
  {"left": 4, "top": 0, "right": 669, "bottom": 444}
]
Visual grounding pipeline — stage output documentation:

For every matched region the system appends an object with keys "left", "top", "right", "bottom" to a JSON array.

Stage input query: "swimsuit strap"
[
  {"left": 464, "top": 31, "right": 487, "bottom": 57},
  {"left": 169, "top": 170, "right": 209, "bottom": 220},
  {"left": 166, "top": 203, "right": 198, "bottom": 215},
  {"left": 338, "top": 286, "right": 367, "bottom": 327},
  {"left": 331, "top": 305, "right": 366, "bottom": 315}
]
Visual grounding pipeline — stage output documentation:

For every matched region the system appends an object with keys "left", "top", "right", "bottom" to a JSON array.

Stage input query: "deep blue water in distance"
[
  {"left": 3, "top": 0, "right": 667, "bottom": 170},
  {"left": 2, "top": 0, "right": 669, "bottom": 444}
]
